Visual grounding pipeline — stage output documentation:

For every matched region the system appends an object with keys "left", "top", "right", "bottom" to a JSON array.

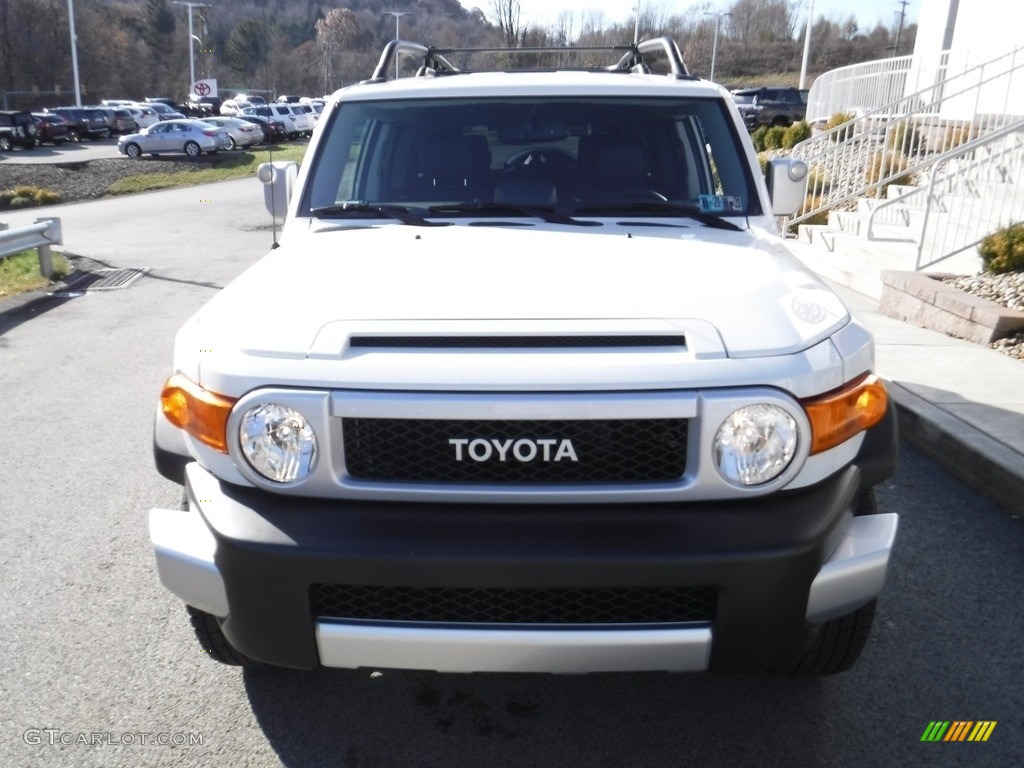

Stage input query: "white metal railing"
[
  {"left": 0, "top": 218, "right": 63, "bottom": 277},
  {"left": 805, "top": 52, "right": 944, "bottom": 124},
  {"left": 866, "top": 119, "right": 1024, "bottom": 269},
  {"left": 785, "top": 44, "right": 1024, "bottom": 233}
]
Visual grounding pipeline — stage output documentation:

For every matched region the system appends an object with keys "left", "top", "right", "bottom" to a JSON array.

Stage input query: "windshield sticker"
[{"left": 698, "top": 195, "right": 744, "bottom": 213}]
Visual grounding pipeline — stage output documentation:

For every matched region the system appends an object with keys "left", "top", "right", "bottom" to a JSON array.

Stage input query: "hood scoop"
[{"left": 349, "top": 335, "right": 687, "bottom": 349}]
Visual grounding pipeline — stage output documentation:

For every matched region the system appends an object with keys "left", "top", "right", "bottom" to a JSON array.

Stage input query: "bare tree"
[
  {"left": 316, "top": 8, "right": 360, "bottom": 92},
  {"left": 492, "top": 0, "right": 522, "bottom": 47}
]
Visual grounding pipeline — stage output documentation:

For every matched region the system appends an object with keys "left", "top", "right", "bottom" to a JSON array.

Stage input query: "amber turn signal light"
[
  {"left": 801, "top": 374, "right": 889, "bottom": 455},
  {"left": 160, "top": 374, "right": 237, "bottom": 453}
]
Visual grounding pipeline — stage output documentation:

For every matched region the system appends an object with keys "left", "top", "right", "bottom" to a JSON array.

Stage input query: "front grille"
[
  {"left": 311, "top": 584, "right": 716, "bottom": 625},
  {"left": 349, "top": 335, "right": 685, "bottom": 348},
  {"left": 342, "top": 418, "right": 687, "bottom": 483}
]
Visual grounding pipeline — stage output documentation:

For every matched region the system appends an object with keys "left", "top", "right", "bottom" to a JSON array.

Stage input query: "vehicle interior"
[{"left": 303, "top": 96, "right": 760, "bottom": 219}]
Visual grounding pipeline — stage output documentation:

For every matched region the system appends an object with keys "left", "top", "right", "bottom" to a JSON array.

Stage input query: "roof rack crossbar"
[{"left": 368, "top": 37, "right": 689, "bottom": 81}]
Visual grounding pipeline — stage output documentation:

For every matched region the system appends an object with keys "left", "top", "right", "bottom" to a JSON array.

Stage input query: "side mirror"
[
  {"left": 766, "top": 158, "right": 808, "bottom": 217},
  {"left": 257, "top": 161, "right": 298, "bottom": 223}
]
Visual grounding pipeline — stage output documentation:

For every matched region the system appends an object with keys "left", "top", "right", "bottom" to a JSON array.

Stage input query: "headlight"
[
  {"left": 239, "top": 403, "right": 318, "bottom": 483},
  {"left": 713, "top": 404, "right": 798, "bottom": 486}
]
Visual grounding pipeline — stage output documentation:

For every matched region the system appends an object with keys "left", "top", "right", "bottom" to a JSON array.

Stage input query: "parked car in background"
[
  {"left": 244, "top": 104, "right": 304, "bottom": 138},
  {"left": 117, "top": 118, "right": 231, "bottom": 158},
  {"left": 730, "top": 86, "right": 807, "bottom": 129},
  {"left": 284, "top": 104, "right": 313, "bottom": 137},
  {"left": 126, "top": 105, "right": 161, "bottom": 129},
  {"left": 47, "top": 107, "right": 110, "bottom": 140},
  {"left": 0, "top": 110, "right": 37, "bottom": 150},
  {"left": 292, "top": 103, "right": 317, "bottom": 133},
  {"left": 90, "top": 105, "right": 137, "bottom": 134},
  {"left": 146, "top": 101, "right": 187, "bottom": 121},
  {"left": 201, "top": 116, "right": 262, "bottom": 149},
  {"left": 32, "top": 112, "right": 70, "bottom": 145},
  {"left": 236, "top": 113, "right": 285, "bottom": 144}
]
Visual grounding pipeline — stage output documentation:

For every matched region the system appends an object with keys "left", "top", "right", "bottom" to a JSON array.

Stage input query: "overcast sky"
[{"left": 487, "top": 0, "right": 917, "bottom": 33}]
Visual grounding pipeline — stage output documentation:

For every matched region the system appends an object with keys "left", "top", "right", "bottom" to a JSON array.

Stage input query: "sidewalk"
[{"left": 797, "top": 253, "right": 1024, "bottom": 520}]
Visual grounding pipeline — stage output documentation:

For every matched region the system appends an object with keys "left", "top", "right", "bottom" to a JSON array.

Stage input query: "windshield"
[{"left": 302, "top": 96, "right": 760, "bottom": 220}]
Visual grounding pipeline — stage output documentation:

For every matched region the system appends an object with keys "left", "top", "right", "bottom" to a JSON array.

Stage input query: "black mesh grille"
[
  {"left": 349, "top": 335, "right": 685, "bottom": 348},
  {"left": 342, "top": 418, "right": 687, "bottom": 483},
  {"left": 310, "top": 584, "right": 716, "bottom": 624}
]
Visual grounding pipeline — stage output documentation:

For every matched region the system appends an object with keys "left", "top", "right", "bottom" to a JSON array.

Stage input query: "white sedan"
[
  {"left": 200, "top": 116, "right": 262, "bottom": 149},
  {"left": 117, "top": 119, "right": 231, "bottom": 158}
]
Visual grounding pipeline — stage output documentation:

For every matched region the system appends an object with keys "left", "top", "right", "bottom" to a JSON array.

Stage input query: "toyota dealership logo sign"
[{"left": 191, "top": 79, "right": 218, "bottom": 99}]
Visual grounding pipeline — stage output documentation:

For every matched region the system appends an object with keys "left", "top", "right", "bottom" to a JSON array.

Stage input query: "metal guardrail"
[
  {"left": 866, "top": 120, "right": 1024, "bottom": 269},
  {"left": 0, "top": 218, "right": 63, "bottom": 277}
]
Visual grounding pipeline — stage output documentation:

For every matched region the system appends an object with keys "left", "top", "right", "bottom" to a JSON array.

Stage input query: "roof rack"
[{"left": 367, "top": 37, "right": 691, "bottom": 83}]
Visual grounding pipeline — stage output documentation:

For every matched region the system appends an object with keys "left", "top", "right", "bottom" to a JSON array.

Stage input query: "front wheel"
[
  {"left": 124, "top": 142, "right": 142, "bottom": 159},
  {"left": 68, "top": 129, "right": 81, "bottom": 143},
  {"left": 785, "top": 599, "right": 877, "bottom": 676},
  {"left": 187, "top": 606, "right": 262, "bottom": 667},
  {"left": 184, "top": 140, "right": 201, "bottom": 157},
  {"left": 227, "top": 136, "right": 237, "bottom": 150}
]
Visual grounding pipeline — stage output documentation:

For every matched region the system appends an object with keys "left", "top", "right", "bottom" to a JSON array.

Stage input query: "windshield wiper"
[
  {"left": 571, "top": 201, "right": 744, "bottom": 231},
  {"left": 310, "top": 202, "right": 449, "bottom": 227},
  {"left": 428, "top": 202, "right": 600, "bottom": 227}
]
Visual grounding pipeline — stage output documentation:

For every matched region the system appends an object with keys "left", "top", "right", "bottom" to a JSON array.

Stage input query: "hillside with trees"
[{"left": 0, "top": 0, "right": 915, "bottom": 109}]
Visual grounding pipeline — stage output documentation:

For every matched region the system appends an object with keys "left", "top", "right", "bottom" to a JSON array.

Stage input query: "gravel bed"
[
  {"left": 0, "top": 156, "right": 216, "bottom": 204},
  {"left": 943, "top": 272, "right": 1024, "bottom": 361}
]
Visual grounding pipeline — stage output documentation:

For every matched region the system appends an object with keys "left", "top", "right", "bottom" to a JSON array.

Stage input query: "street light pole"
[
  {"left": 383, "top": 11, "right": 412, "bottom": 79},
  {"left": 174, "top": 1, "right": 210, "bottom": 94},
  {"left": 799, "top": 0, "right": 815, "bottom": 90},
  {"left": 708, "top": 11, "right": 732, "bottom": 82},
  {"left": 67, "top": 0, "right": 82, "bottom": 106}
]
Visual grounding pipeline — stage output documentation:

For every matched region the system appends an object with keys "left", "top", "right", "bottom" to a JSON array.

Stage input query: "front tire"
[
  {"left": 786, "top": 599, "right": 877, "bottom": 676},
  {"left": 0, "top": 136, "right": 10, "bottom": 151},
  {"left": 124, "top": 142, "right": 142, "bottom": 159},
  {"left": 227, "top": 136, "right": 237, "bottom": 150},
  {"left": 187, "top": 606, "right": 262, "bottom": 667},
  {"left": 184, "top": 140, "right": 201, "bottom": 157}
]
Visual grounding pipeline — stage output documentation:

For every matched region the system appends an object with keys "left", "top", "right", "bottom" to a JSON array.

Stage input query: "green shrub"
[
  {"left": 9, "top": 196, "right": 36, "bottom": 209},
  {"left": 865, "top": 151, "right": 914, "bottom": 197},
  {"left": 751, "top": 125, "right": 768, "bottom": 152},
  {"left": 806, "top": 165, "right": 831, "bottom": 194},
  {"left": 34, "top": 189, "right": 62, "bottom": 206},
  {"left": 755, "top": 151, "right": 771, "bottom": 174},
  {"left": 762, "top": 125, "right": 787, "bottom": 151},
  {"left": 0, "top": 189, "right": 16, "bottom": 209},
  {"left": 979, "top": 222, "right": 1024, "bottom": 274},
  {"left": 825, "top": 112, "right": 855, "bottom": 142},
  {"left": 887, "top": 121, "right": 924, "bottom": 156},
  {"left": 782, "top": 121, "right": 811, "bottom": 149},
  {"left": 796, "top": 195, "right": 830, "bottom": 226}
]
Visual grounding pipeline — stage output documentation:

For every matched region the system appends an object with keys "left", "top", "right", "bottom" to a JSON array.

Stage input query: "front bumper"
[{"left": 151, "top": 453, "right": 897, "bottom": 673}]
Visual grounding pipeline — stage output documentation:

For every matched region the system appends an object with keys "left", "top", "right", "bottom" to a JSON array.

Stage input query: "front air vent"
[{"left": 349, "top": 335, "right": 685, "bottom": 349}]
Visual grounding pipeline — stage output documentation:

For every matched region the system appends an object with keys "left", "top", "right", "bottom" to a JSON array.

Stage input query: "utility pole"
[
  {"left": 174, "top": 1, "right": 211, "bottom": 94},
  {"left": 893, "top": 0, "right": 909, "bottom": 57},
  {"left": 383, "top": 11, "right": 412, "bottom": 79}
]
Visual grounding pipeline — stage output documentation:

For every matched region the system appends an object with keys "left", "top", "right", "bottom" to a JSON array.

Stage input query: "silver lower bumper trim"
[
  {"left": 806, "top": 512, "right": 899, "bottom": 624},
  {"left": 316, "top": 622, "right": 712, "bottom": 673},
  {"left": 149, "top": 506, "right": 229, "bottom": 618}
]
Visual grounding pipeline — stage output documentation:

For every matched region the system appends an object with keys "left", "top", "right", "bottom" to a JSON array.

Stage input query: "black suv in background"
[
  {"left": 731, "top": 87, "right": 808, "bottom": 129},
  {"left": 0, "top": 110, "right": 38, "bottom": 150},
  {"left": 47, "top": 107, "right": 111, "bottom": 140}
]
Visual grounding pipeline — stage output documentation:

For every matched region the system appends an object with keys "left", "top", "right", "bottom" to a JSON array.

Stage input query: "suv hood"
[{"left": 196, "top": 224, "right": 848, "bottom": 360}]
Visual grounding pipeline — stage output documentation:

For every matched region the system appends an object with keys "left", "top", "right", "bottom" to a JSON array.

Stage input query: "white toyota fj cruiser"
[{"left": 151, "top": 39, "right": 898, "bottom": 675}]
